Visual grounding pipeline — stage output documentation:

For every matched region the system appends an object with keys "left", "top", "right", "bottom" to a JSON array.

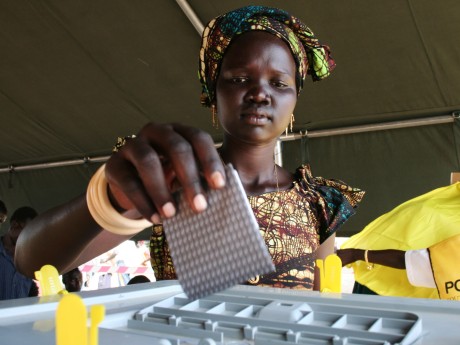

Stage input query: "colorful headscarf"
[{"left": 199, "top": 5, "right": 336, "bottom": 107}]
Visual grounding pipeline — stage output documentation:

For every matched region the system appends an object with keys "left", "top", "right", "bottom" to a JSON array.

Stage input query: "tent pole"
[
  {"left": 274, "top": 140, "right": 283, "bottom": 166},
  {"left": 0, "top": 114, "right": 455, "bottom": 173},
  {"left": 0, "top": 156, "right": 110, "bottom": 173},
  {"left": 175, "top": 0, "right": 204, "bottom": 35},
  {"left": 306, "top": 114, "right": 455, "bottom": 138}
]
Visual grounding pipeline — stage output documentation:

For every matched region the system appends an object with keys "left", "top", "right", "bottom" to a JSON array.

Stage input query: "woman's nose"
[{"left": 245, "top": 82, "right": 271, "bottom": 104}]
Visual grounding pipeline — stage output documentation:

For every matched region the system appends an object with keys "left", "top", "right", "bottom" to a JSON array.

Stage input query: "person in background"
[
  {"left": 127, "top": 275, "right": 151, "bottom": 285},
  {"left": 15, "top": 6, "right": 364, "bottom": 291},
  {"left": 337, "top": 182, "right": 460, "bottom": 300},
  {"left": 0, "top": 200, "right": 7, "bottom": 225},
  {"left": 62, "top": 267, "right": 83, "bottom": 292},
  {"left": 0, "top": 206, "right": 38, "bottom": 300}
]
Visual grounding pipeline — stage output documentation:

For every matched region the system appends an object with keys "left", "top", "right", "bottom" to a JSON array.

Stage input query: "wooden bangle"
[{"left": 86, "top": 164, "right": 152, "bottom": 235}]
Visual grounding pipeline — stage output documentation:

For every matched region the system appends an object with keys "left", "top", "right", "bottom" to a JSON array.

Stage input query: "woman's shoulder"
[{"left": 293, "top": 164, "right": 365, "bottom": 207}]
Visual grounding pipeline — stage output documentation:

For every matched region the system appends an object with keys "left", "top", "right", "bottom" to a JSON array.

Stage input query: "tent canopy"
[{"left": 1, "top": 0, "right": 460, "bottom": 237}]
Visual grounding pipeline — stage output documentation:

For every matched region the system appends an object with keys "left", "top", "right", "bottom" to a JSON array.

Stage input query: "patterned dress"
[{"left": 150, "top": 165, "right": 364, "bottom": 290}]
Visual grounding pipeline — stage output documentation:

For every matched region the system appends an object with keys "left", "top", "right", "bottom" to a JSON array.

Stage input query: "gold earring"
[
  {"left": 285, "top": 113, "right": 295, "bottom": 135},
  {"left": 211, "top": 104, "right": 219, "bottom": 129}
]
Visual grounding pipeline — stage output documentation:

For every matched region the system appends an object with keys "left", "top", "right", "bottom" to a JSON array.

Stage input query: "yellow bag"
[{"left": 342, "top": 183, "right": 460, "bottom": 299}]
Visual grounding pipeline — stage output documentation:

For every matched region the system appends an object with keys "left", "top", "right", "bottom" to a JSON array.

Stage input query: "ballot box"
[{"left": 1, "top": 280, "right": 459, "bottom": 344}]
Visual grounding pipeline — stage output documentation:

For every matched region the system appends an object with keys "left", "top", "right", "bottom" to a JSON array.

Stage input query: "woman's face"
[{"left": 215, "top": 31, "right": 298, "bottom": 144}]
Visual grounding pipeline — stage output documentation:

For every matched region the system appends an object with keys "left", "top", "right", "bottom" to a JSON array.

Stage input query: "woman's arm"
[
  {"left": 15, "top": 194, "right": 132, "bottom": 278},
  {"left": 336, "top": 248, "right": 406, "bottom": 269}
]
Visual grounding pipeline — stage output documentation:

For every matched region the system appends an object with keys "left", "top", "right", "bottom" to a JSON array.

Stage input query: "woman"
[{"left": 16, "top": 6, "right": 364, "bottom": 291}]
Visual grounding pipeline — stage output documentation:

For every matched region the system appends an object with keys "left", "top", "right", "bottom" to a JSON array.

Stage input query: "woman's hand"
[
  {"left": 336, "top": 248, "right": 363, "bottom": 267},
  {"left": 105, "top": 122, "right": 226, "bottom": 223}
]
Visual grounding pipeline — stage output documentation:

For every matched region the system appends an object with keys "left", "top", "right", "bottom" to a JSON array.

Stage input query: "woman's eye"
[
  {"left": 272, "top": 80, "right": 288, "bottom": 88},
  {"left": 231, "top": 77, "right": 247, "bottom": 83}
]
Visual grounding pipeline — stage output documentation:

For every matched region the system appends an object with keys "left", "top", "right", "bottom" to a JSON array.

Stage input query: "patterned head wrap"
[{"left": 199, "top": 5, "right": 336, "bottom": 107}]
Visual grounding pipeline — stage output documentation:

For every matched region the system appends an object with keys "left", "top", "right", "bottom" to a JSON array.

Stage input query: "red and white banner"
[{"left": 80, "top": 264, "right": 149, "bottom": 275}]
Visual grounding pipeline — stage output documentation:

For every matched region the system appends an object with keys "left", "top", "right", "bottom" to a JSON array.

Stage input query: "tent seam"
[{"left": 406, "top": 0, "right": 449, "bottom": 105}]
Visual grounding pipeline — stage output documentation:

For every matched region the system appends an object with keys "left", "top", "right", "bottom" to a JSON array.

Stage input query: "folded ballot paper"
[{"left": 163, "top": 164, "right": 275, "bottom": 300}]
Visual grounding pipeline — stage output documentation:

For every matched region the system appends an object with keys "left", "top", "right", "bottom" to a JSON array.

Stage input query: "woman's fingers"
[
  {"left": 106, "top": 142, "right": 164, "bottom": 222},
  {"left": 104, "top": 122, "right": 225, "bottom": 222},
  {"left": 167, "top": 123, "right": 226, "bottom": 204}
]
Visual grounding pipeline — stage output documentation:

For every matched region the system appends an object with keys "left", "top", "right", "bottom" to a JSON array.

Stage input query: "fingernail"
[
  {"left": 193, "top": 194, "right": 207, "bottom": 212},
  {"left": 211, "top": 171, "right": 225, "bottom": 188},
  {"left": 150, "top": 213, "right": 161, "bottom": 224},
  {"left": 162, "top": 202, "right": 176, "bottom": 218}
]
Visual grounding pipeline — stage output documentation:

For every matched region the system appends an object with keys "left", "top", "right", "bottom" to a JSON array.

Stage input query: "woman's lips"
[{"left": 241, "top": 112, "right": 271, "bottom": 125}]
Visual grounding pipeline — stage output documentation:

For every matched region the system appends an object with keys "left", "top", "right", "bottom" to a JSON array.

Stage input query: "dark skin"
[
  {"left": 216, "top": 31, "right": 297, "bottom": 194},
  {"left": 15, "top": 32, "right": 335, "bottom": 290},
  {"left": 336, "top": 248, "right": 406, "bottom": 269}
]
